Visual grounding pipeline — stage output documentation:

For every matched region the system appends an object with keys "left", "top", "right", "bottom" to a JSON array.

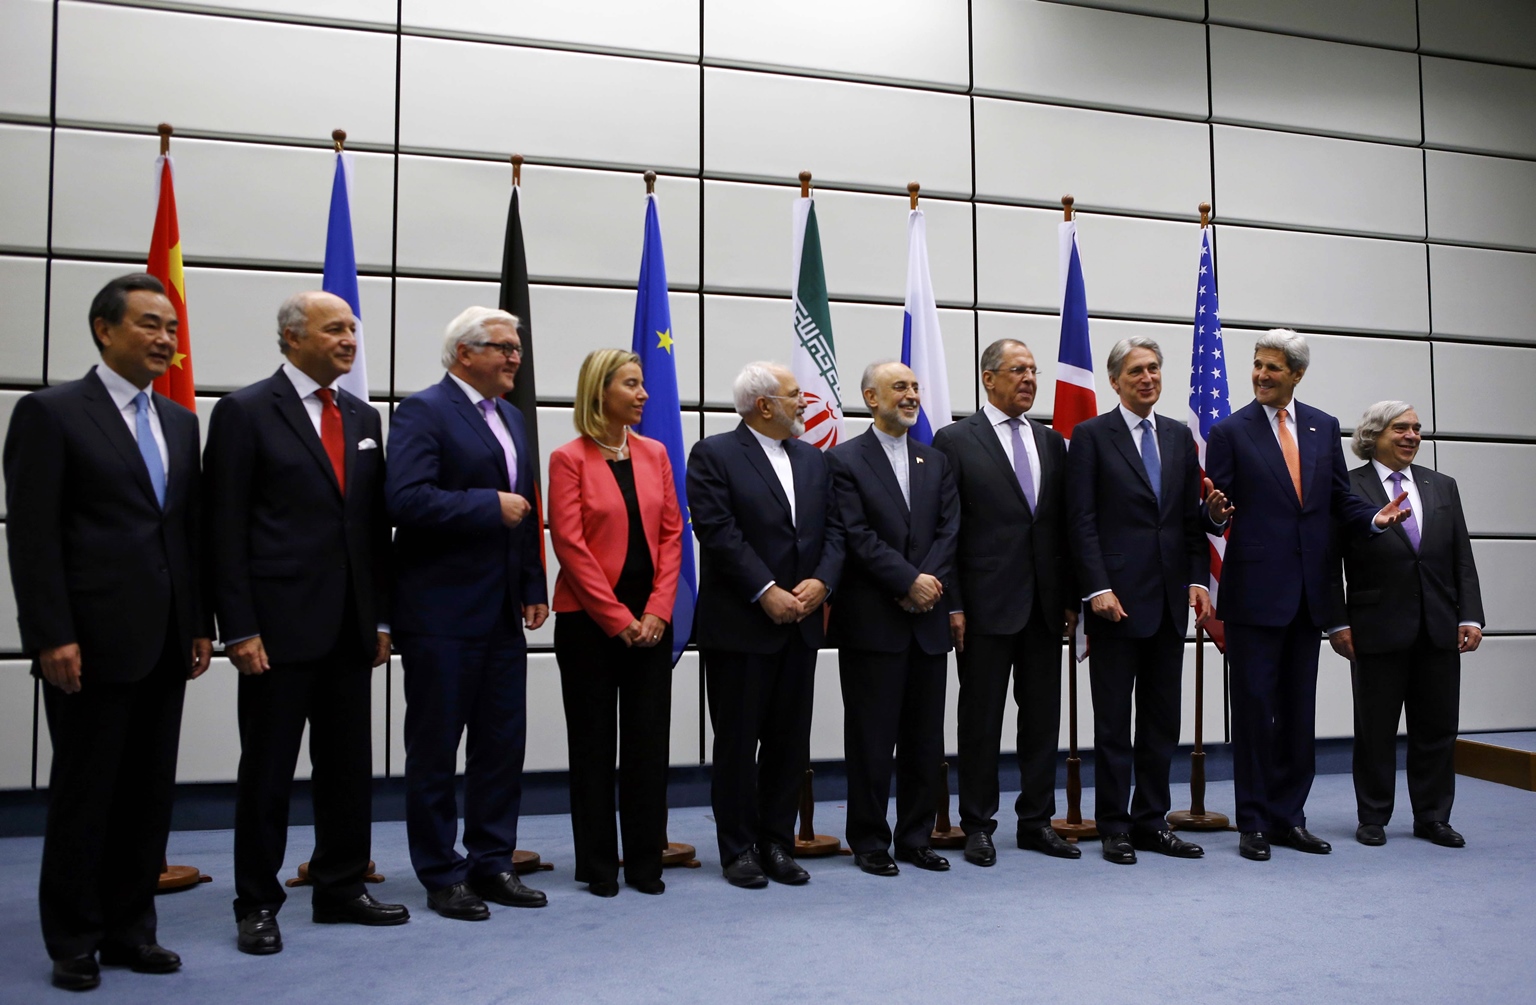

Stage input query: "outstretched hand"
[
  {"left": 1203, "top": 477, "right": 1234, "bottom": 523},
  {"left": 1373, "top": 490, "right": 1412, "bottom": 529}
]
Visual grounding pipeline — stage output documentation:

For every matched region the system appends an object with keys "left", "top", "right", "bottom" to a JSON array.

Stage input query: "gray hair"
[
  {"left": 861, "top": 358, "right": 901, "bottom": 393},
  {"left": 733, "top": 361, "right": 788, "bottom": 418},
  {"left": 1254, "top": 328, "right": 1310, "bottom": 373},
  {"left": 979, "top": 338, "right": 1027, "bottom": 374},
  {"left": 1105, "top": 336, "right": 1163, "bottom": 379},
  {"left": 442, "top": 306, "right": 519, "bottom": 369},
  {"left": 275, "top": 291, "right": 317, "bottom": 355},
  {"left": 1352, "top": 400, "right": 1415, "bottom": 459}
]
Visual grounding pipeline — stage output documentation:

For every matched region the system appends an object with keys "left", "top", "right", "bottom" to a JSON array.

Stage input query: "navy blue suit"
[
  {"left": 1066, "top": 409, "right": 1207, "bottom": 834},
  {"left": 386, "top": 375, "right": 547, "bottom": 891},
  {"left": 1205, "top": 398, "right": 1377, "bottom": 833},
  {"left": 687, "top": 422, "right": 843, "bottom": 861},
  {"left": 827, "top": 429, "right": 958, "bottom": 854}
]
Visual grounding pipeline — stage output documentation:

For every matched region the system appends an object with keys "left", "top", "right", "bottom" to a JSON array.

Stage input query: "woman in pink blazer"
[{"left": 549, "top": 348, "right": 683, "bottom": 897}]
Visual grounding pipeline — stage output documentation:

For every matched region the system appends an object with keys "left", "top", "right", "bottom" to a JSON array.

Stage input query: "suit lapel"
[
  {"left": 1029, "top": 419, "right": 1052, "bottom": 516},
  {"left": 445, "top": 376, "right": 511, "bottom": 490},
  {"left": 1155, "top": 415, "right": 1180, "bottom": 513},
  {"left": 1356, "top": 463, "right": 1416, "bottom": 555},
  {"left": 859, "top": 430, "right": 909, "bottom": 519},
  {"left": 80, "top": 369, "right": 161, "bottom": 509},
  {"left": 734, "top": 423, "right": 793, "bottom": 522},
  {"left": 906, "top": 437, "right": 927, "bottom": 528},
  {"left": 340, "top": 390, "right": 364, "bottom": 499},
  {"left": 969, "top": 411, "right": 1029, "bottom": 510},
  {"left": 273, "top": 370, "right": 343, "bottom": 497},
  {"left": 1240, "top": 402, "right": 1300, "bottom": 509},
  {"left": 1107, "top": 415, "right": 1155, "bottom": 498},
  {"left": 1294, "top": 402, "right": 1324, "bottom": 506}
]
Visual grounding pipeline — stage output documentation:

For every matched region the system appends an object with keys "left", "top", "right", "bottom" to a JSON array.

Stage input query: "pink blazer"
[{"left": 548, "top": 432, "right": 683, "bottom": 637}]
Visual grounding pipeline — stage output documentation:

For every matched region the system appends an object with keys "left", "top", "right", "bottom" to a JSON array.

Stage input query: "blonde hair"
[{"left": 573, "top": 348, "right": 641, "bottom": 440}]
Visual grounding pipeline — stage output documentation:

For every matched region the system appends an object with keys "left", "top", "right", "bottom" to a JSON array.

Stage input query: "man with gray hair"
[
  {"left": 1327, "top": 401, "right": 1482, "bottom": 848},
  {"left": 1205, "top": 329, "right": 1410, "bottom": 861},
  {"left": 687, "top": 361, "right": 843, "bottom": 888},
  {"left": 387, "top": 306, "right": 549, "bottom": 918},
  {"left": 205, "top": 289, "right": 406, "bottom": 955}
]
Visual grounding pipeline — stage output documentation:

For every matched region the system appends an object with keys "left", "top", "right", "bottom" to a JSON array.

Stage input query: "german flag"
[{"left": 147, "top": 152, "right": 194, "bottom": 409}]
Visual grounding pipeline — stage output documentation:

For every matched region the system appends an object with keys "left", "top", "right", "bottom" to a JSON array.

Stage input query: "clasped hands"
[
  {"left": 900, "top": 573, "right": 943, "bottom": 614},
  {"left": 759, "top": 579, "right": 829, "bottom": 625},
  {"left": 618, "top": 612, "right": 669, "bottom": 648}
]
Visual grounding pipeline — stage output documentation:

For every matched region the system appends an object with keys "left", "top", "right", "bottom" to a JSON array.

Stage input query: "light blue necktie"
[
  {"left": 1138, "top": 419, "right": 1161, "bottom": 504},
  {"left": 133, "top": 391, "right": 167, "bottom": 508}
]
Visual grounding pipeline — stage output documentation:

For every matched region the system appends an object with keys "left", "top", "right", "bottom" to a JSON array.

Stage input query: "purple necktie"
[
  {"left": 478, "top": 398, "right": 519, "bottom": 493},
  {"left": 1006, "top": 418, "right": 1037, "bottom": 513},
  {"left": 1389, "top": 470, "right": 1419, "bottom": 551}
]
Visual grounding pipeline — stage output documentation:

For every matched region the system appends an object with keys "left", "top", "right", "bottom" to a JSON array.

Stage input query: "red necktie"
[{"left": 316, "top": 388, "right": 346, "bottom": 495}]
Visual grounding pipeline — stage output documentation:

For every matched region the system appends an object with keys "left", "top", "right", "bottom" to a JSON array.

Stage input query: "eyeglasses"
[
  {"left": 987, "top": 365, "right": 1039, "bottom": 378},
  {"left": 472, "top": 340, "right": 523, "bottom": 359},
  {"left": 765, "top": 392, "right": 807, "bottom": 402}
]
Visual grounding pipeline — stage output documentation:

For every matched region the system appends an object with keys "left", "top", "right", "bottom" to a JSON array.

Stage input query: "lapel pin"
[
  {"left": 1308, "top": 427, "right": 1316, "bottom": 432},
  {"left": 915, "top": 456, "right": 924, "bottom": 464}
]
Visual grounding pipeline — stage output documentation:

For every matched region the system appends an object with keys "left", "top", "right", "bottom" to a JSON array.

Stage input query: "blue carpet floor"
[{"left": 1, "top": 770, "right": 1533, "bottom": 1004}]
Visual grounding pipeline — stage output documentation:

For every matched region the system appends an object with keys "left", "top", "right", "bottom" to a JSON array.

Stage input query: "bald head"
[
  {"left": 862, "top": 360, "right": 921, "bottom": 437},
  {"left": 277, "top": 290, "right": 357, "bottom": 386}
]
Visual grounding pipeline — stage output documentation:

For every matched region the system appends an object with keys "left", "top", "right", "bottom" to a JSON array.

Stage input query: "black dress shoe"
[
  {"left": 1238, "top": 831, "right": 1271, "bottom": 861},
  {"left": 427, "top": 882, "right": 490, "bottom": 921},
  {"left": 963, "top": 832, "right": 996, "bottom": 867},
  {"left": 1100, "top": 833, "right": 1137, "bottom": 865},
  {"left": 312, "top": 892, "right": 410, "bottom": 926},
  {"left": 760, "top": 844, "right": 810, "bottom": 885},
  {"left": 722, "top": 849, "right": 768, "bottom": 889},
  {"left": 471, "top": 871, "right": 548, "bottom": 908},
  {"left": 587, "top": 881, "right": 620, "bottom": 898},
  {"left": 1018, "top": 825, "right": 1082, "bottom": 859},
  {"left": 1270, "top": 826, "right": 1332, "bottom": 854},
  {"left": 237, "top": 909, "right": 283, "bottom": 955},
  {"left": 853, "top": 850, "right": 900, "bottom": 876},
  {"left": 626, "top": 878, "right": 665, "bottom": 895},
  {"left": 1356, "top": 823, "right": 1387, "bottom": 846},
  {"left": 894, "top": 846, "right": 950, "bottom": 871},
  {"left": 98, "top": 942, "right": 181, "bottom": 973},
  {"left": 51, "top": 955, "right": 100, "bottom": 991},
  {"left": 1413, "top": 821, "right": 1466, "bottom": 848},
  {"left": 1131, "top": 828, "right": 1204, "bottom": 859}
]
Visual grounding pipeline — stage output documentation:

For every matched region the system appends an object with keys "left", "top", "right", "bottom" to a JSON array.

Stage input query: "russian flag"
[
  {"left": 1054, "top": 216, "right": 1096, "bottom": 441},
  {"left": 900, "top": 206, "right": 952, "bottom": 444}
]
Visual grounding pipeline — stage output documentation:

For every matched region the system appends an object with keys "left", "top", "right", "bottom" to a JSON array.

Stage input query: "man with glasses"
[
  {"left": 387, "top": 306, "right": 550, "bottom": 919},
  {"left": 933, "top": 339, "right": 1079, "bottom": 866},
  {"left": 688, "top": 362, "right": 843, "bottom": 888}
]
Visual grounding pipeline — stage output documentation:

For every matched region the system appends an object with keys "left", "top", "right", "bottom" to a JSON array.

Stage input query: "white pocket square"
[{"left": 358, "top": 438, "right": 378, "bottom": 450}]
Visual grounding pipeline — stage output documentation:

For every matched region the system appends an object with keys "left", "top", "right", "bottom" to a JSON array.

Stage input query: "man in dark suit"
[
  {"left": 204, "top": 291, "right": 408, "bottom": 955},
  {"left": 827, "top": 361, "right": 959, "bottom": 877},
  {"left": 387, "top": 306, "right": 549, "bottom": 920},
  {"left": 4, "top": 273, "right": 211, "bottom": 991},
  {"left": 933, "top": 338, "right": 1079, "bottom": 866},
  {"left": 1205, "top": 329, "right": 1408, "bottom": 861},
  {"left": 1327, "top": 401, "right": 1483, "bottom": 849},
  {"left": 687, "top": 361, "right": 843, "bottom": 889},
  {"left": 1066, "top": 337, "right": 1229, "bottom": 865}
]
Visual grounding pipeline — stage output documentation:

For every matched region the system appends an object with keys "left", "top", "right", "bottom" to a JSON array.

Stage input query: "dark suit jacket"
[
  {"left": 203, "top": 367, "right": 390, "bottom": 664},
  {"left": 686, "top": 422, "right": 843, "bottom": 654},
  {"left": 1330, "top": 462, "right": 1484, "bottom": 655},
  {"left": 4, "top": 368, "right": 206, "bottom": 682},
  {"left": 1204, "top": 399, "right": 1378, "bottom": 628},
  {"left": 932, "top": 409, "right": 1072, "bottom": 635},
  {"left": 1066, "top": 409, "right": 1209, "bottom": 639},
  {"left": 386, "top": 374, "right": 547, "bottom": 638},
  {"left": 826, "top": 428, "right": 959, "bottom": 656}
]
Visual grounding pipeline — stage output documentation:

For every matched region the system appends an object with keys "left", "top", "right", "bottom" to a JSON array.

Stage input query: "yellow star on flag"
[
  {"left": 170, "top": 352, "right": 187, "bottom": 369},
  {"left": 656, "top": 328, "right": 674, "bottom": 354}
]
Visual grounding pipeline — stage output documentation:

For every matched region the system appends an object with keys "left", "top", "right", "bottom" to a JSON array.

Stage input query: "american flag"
[{"left": 1188, "top": 226, "right": 1230, "bottom": 649}]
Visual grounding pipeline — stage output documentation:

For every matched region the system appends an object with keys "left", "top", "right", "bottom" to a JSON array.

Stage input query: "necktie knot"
[
  {"left": 1389, "top": 471, "right": 1403, "bottom": 490},
  {"left": 1278, "top": 407, "right": 1289, "bottom": 424},
  {"left": 479, "top": 398, "right": 496, "bottom": 415},
  {"left": 132, "top": 391, "right": 149, "bottom": 411},
  {"left": 316, "top": 387, "right": 336, "bottom": 408}
]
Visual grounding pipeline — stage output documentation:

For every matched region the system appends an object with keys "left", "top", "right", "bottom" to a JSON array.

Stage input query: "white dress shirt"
[
  {"left": 282, "top": 361, "right": 339, "bottom": 437},
  {"left": 95, "top": 363, "right": 168, "bottom": 474},
  {"left": 980, "top": 401, "right": 1041, "bottom": 495},
  {"left": 1121, "top": 404, "right": 1159, "bottom": 462},
  {"left": 449, "top": 372, "right": 518, "bottom": 478},
  {"left": 746, "top": 424, "right": 797, "bottom": 601},
  {"left": 871, "top": 425, "right": 910, "bottom": 508}
]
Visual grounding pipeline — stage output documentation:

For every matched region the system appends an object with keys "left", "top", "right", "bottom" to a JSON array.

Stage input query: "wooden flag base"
[
  {"left": 157, "top": 861, "right": 211, "bottom": 893},
  {"left": 661, "top": 842, "right": 702, "bottom": 868},
  {"left": 791, "top": 768, "right": 848, "bottom": 857},
  {"left": 1051, "top": 644, "right": 1097, "bottom": 841},
  {"left": 1170, "top": 629, "right": 1232, "bottom": 833},
  {"left": 513, "top": 849, "right": 554, "bottom": 874},
  {"left": 930, "top": 760, "right": 965, "bottom": 849},
  {"left": 286, "top": 860, "right": 385, "bottom": 888}
]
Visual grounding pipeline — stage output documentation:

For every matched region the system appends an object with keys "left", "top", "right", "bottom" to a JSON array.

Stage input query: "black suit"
[
  {"left": 932, "top": 408, "right": 1072, "bottom": 836},
  {"left": 687, "top": 423, "right": 843, "bottom": 861},
  {"left": 827, "top": 429, "right": 958, "bottom": 854},
  {"left": 4, "top": 368, "right": 205, "bottom": 960},
  {"left": 204, "top": 366, "right": 390, "bottom": 920},
  {"left": 1331, "top": 462, "right": 1484, "bottom": 827},
  {"left": 1065, "top": 409, "right": 1208, "bottom": 835}
]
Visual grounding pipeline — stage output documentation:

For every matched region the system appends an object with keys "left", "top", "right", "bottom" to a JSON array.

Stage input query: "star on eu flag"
[{"left": 656, "top": 329, "right": 674, "bottom": 354}]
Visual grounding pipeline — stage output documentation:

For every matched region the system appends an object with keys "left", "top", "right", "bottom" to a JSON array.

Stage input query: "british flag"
[{"left": 1188, "top": 226, "right": 1231, "bottom": 649}]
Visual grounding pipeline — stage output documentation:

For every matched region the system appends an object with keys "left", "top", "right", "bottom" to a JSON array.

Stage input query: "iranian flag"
[{"left": 791, "top": 190, "right": 843, "bottom": 450}]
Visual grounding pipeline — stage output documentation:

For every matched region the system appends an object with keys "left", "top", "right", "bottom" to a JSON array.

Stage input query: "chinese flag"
[{"left": 147, "top": 156, "right": 194, "bottom": 408}]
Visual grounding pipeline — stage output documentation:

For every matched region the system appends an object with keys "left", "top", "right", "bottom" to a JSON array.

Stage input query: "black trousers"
[
  {"left": 703, "top": 637, "right": 816, "bottom": 862},
  {"left": 1225, "top": 605, "right": 1322, "bottom": 833},
  {"left": 555, "top": 611, "right": 673, "bottom": 886},
  {"left": 956, "top": 600, "right": 1063, "bottom": 835},
  {"left": 1088, "top": 613, "right": 1183, "bottom": 835},
  {"left": 1352, "top": 627, "right": 1460, "bottom": 826},
  {"left": 232, "top": 632, "right": 373, "bottom": 920},
  {"left": 839, "top": 647, "right": 947, "bottom": 854},
  {"left": 39, "top": 620, "right": 186, "bottom": 960}
]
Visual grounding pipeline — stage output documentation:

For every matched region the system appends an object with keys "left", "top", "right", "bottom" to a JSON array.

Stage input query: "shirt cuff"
[
  {"left": 222, "top": 633, "right": 258, "bottom": 647},
  {"left": 1325, "top": 625, "right": 1348, "bottom": 636},
  {"left": 751, "top": 581, "right": 775, "bottom": 603},
  {"left": 1458, "top": 621, "right": 1482, "bottom": 629},
  {"left": 1082, "top": 589, "right": 1112, "bottom": 602},
  {"left": 376, "top": 624, "right": 391, "bottom": 635}
]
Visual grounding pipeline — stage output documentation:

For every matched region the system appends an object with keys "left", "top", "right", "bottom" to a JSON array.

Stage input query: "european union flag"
[{"left": 631, "top": 193, "right": 696, "bottom": 664}]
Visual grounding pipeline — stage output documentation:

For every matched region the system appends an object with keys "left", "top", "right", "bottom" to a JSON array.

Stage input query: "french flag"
[{"left": 1054, "top": 215, "right": 1097, "bottom": 441}]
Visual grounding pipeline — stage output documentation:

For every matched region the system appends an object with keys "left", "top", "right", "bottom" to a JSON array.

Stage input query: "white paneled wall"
[{"left": 3, "top": 0, "right": 1534, "bottom": 792}]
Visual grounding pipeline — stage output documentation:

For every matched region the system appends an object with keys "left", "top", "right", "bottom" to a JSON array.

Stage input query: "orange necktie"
[{"left": 1277, "top": 407, "right": 1301, "bottom": 503}]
